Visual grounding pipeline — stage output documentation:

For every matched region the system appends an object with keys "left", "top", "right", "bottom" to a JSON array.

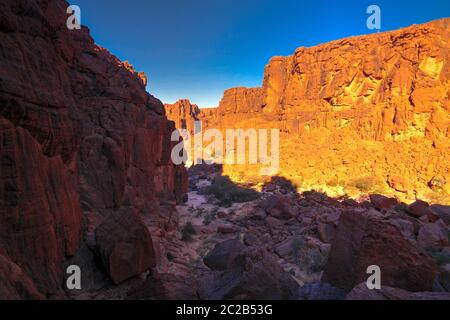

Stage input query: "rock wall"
[
  {"left": 0, "top": 0, "right": 187, "bottom": 298},
  {"left": 165, "top": 18, "right": 450, "bottom": 203}
]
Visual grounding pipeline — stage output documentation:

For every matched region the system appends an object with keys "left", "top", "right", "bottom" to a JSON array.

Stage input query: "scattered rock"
[
  {"left": 265, "top": 216, "right": 284, "bottom": 229},
  {"left": 217, "top": 224, "right": 238, "bottom": 234},
  {"left": 243, "top": 233, "right": 260, "bottom": 246},
  {"left": 274, "top": 238, "right": 296, "bottom": 258}
]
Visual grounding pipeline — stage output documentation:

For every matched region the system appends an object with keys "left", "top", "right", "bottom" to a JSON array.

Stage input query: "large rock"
[
  {"left": 95, "top": 210, "right": 157, "bottom": 284},
  {"left": 430, "top": 205, "right": 450, "bottom": 225},
  {"left": 200, "top": 241, "right": 298, "bottom": 299},
  {"left": 407, "top": 200, "right": 432, "bottom": 218},
  {"left": 323, "top": 210, "right": 438, "bottom": 292},
  {"left": 370, "top": 194, "right": 398, "bottom": 210},
  {"left": 417, "top": 220, "right": 450, "bottom": 249},
  {"left": 203, "top": 239, "right": 245, "bottom": 271},
  {"left": 259, "top": 195, "right": 298, "bottom": 220}
]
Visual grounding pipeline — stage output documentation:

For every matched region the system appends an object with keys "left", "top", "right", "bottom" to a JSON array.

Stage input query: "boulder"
[
  {"left": 274, "top": 237, "right": 298, "bottom": 258},
  {"left": 259, "top": 195, "right": 297, "bottom": 220},
  {"left": 430, "top": 205, "right": 450, "bottom": 225},
  {"left": 323, "top": 210, "right": 438, "bottom": 292},
  {"left": 243, "top": 233, "right": 260, "bottom": 246},
  {"left": 217, "top": 224, "right": 238, "bottom": 234},
  {"left": 250, "top": 209, "right": 267, "bottom": 220},
  {"left": 388, "top": 218, "right": 415, "bottom": 240},
  {"left": 95, "top": 210, "right": 156, "bottom": 284},
  {"left": 369, "top": 194, "right": 398, "bottom": 210},
  {"left": 407, "top": 200, "right": 432, "bottom": 218},
  {"left": 200, "top": 243, "right": 298, "bottom": 300},
  {"left": 265, "top": 216, "right": 284, "bottom": 229},
  {"left": 203, "top": 239, "right": 245, "bottom": 271},
  {"left": 417, "top": 220, "right": 449, "bottom": 249}
]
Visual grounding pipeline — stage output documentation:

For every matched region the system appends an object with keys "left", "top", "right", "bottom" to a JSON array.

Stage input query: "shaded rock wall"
[{"left": 0, "top": 0, "right": 187, "bottom": 298}]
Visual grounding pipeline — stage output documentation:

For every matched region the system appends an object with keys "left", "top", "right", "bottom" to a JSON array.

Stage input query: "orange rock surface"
[{"left": 165, "top": 18, "right": 450, "bottom": 204}]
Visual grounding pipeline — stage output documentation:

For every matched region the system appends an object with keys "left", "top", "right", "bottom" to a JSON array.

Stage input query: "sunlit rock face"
[
  {"left": 165, "top": 18, "right": 450, "bottom": 204},
  {"left": 0, "top": 0, "right": 187, "bottom": 298},
  {"left": 164, "top": 99, "right": 201, "bottom": 133}
]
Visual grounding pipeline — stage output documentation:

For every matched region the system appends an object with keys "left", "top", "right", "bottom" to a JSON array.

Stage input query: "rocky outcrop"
[
  {"left": 199, "top": 239, "right": 299, "bottom": 300},
  {"left": 95, "top": 210, "right": 156, "bottom": 284},
  {"left": 164, "top": 99, "right": 200, "bottom": 133},
  {"left": 323, "top": 210, "right": 438, "bottom": 292},
  {"left": 165, "top": 18, "right": 450, "bottom": 204},
  {"left": 0, "top": 0, "right": 187, "bottom": 298}
]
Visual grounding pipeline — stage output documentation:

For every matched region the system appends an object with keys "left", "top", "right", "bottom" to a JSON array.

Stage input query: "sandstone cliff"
[
  {"left": 164, "top": 99, "right": 200, "bottom": 133},
  {"left": 165, "top": 18, "right": 450, "bottom": 204},
  {"left": 0, "top": 0, "right": 187, "bottom": 298}
]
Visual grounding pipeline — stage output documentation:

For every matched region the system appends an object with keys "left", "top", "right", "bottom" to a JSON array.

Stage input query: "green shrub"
[
  {"left": 347, "top": 176, "right": 385, "bottom": 193},
  {"left": 207, "top": 176, "right": 259, "bottom": 207},
  {"left": 291, "top": 236, "right": 306, "bottom": 259},
  {"left": 304, "top": 249, "right": 329, "bottom": 273},
  {"left": 203, "top": 212, "right": 217, "bottom": 226},
  {"left": 426, "top": 247, "right": 450, "bottom": 266},
  {"left": 290, "top": 235, "right": 328, "bottom": 274},
  {"left": 181, "top": 222, "right": 196, "bottom": 242}
]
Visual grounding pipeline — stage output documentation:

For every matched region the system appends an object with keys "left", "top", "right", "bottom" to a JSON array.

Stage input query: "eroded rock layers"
[
  {"left": 166, "top": 19, "right": 450, "bottom": 203},
  {"left": 0, "top": 0, "right": 187, "bottom": 298}
]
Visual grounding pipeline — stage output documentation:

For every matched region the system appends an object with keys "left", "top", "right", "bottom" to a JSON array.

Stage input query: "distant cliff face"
[
  {"left": 0, "top": 0, "right": 187, "bottom": 298},
  {"left": 165, "top": 19, "right": 450, "bottom": 204},
  {"left": 164, "top": 99, "right": 200, "bottom": 133}
]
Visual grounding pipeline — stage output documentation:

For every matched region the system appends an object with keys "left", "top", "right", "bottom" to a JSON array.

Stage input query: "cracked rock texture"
[{"left": 0, "top": 0, "right": 187, "bottom": 298}]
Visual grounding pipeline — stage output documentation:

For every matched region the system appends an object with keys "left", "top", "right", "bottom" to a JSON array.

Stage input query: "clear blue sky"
[{"left": 69, "top": 0, "right": 450, "bottom": 107}]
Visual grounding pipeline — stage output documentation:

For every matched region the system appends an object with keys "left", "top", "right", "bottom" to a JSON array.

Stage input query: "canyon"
[
  {"left": 0, "top": 0, "right": 450, "bottom": 300},
  {"left": 165, "top": 18, "right": 450, "bottom": 205}
]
